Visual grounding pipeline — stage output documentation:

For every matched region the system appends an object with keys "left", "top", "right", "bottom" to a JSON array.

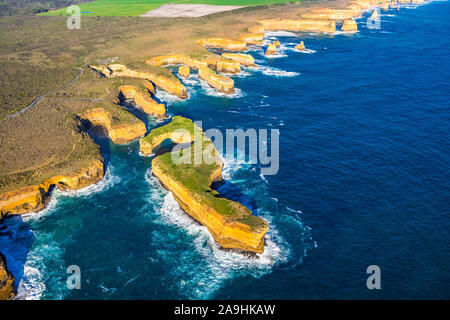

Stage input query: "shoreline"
[{"left": 2, "top": 0, "right": 436, "bottom": 300}]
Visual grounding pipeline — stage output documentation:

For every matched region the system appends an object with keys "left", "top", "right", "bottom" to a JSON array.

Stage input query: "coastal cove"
[{"left": 0, "top": 0, "right": 449, "bottom": 300}]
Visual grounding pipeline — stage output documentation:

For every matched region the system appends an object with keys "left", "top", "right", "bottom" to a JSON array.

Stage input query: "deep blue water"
[{"left": 1, "top": 2, "right": 449, "bottom": 299}]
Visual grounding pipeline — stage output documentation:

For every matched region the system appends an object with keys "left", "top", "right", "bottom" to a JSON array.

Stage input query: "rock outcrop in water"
[
  {"left": 265, "top": 42, "right": 278, "bottom": 56},
  {"left": 196, "top": 38, "right": 247, "bottom": 51},
  {"left": 198, "top": 66, "right": 235, "bottom": 94},
  {"left": 0, "top": 253, "right": 15, "bottom": 300},
  {"left": 258, "top": 18, "right": 336, "bottom": 33},
  {"left": 295, "top": 41, "right": 306, "bottom": 51},
  {"left": 89, "top": 64, "right": 188, "bottom": 99},
  {"left": 341, "top": 19, "right": 358, "bottom": 32},
  {"left": 140, "top": 116, "right": 269, "bottom": 253},
  {"left": 0, "top": 159, "right": 104, "bottom": 218},
  {"left": 80, "top": 106, "right": 146, "bottom": 144},
  {"left": 118, "top": 85, "right": 166, "bottom": 118},
  {"left": 147, "top": 54, "right": 239, "bottom": 92},
  {"left": 369, "top": 9, "right": 379, "bottom": 19}
]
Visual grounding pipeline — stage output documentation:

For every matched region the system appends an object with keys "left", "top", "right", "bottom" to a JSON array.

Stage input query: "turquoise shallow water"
[{"left": 1, "top": 1, "right": 449, "bottom": 299}]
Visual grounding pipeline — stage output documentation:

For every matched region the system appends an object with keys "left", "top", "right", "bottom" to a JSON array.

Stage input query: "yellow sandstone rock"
[
  {"left": 0, "top": 253, "right": 15, "bottom": 300},
  {"left": 198, "top": 67, "right": 235, "bottom": 94},
  {"left": 0, "top": 159, "right": 104, "bottom": 217},
  {"left": 222, "top": 53, "right": 256, "bottom": 67},
  {"left": 80, "top": 107, "right": 146, "bottom": 144},
  {"left": 295, "top": 41, "right": 306, "bottom": 51},
  {"left": 265, "top": 43, "right": 277, "bottom": 56},
  {"left": 273, "top": 40, "right": 281, "bottom": 47},
  {"left": 196, "top": 38, "right": 247, "bottom": 51},
  {"left": 118, "top": 85, "right": 166, "bottom": 118},
  {"left": 258, "top": 19, "right": 336, "bottom": 33},
  {"left": 341, "top": 19, "right": 358, "bottom": 32},
  {"left": 141, "top": 116, "right": 269, "bottom": 253},
  {"left": 178, "top": 65, "right": 190, "bottom": 79},
  {"left": 89, "top": 64, "right": 188, "bottom": 99},
  {"left": 239, "top": 33, "right": 264, "bottom": 46}
]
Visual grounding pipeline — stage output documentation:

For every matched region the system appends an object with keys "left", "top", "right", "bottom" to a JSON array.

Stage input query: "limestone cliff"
[
  {"left": 118, "top": 85, "right": 166, "bottom": 118},
  {"left": 80, "top": 106, "right": 146, "bottom": 144},
  {"left": 222, "top": 53, "right": 256, "bottom": 67},
  {"left": 198, "top": 67, "right": 235, "bottom": 94},
  {"left": 196, "top": 38, "right": 247, "bottom": 52},
  {"left": 0, "top": 253, "right": 15, "bottom": 300},
  {"left": 258, "top": 19, "right": 336, "bottom": 33},
  {"left": 178, "top": 66, "right": 190, "bottom": 79},
  {"left": 90, "top": 64, "right": 188, "bottom": 99},
  {"left": 0, "top": 159, "right": 104, "bottom": 218},
  {"left": 239, "top": 33, "right": 264, "bottom": 46},
  {"left": 341, "top": 19, "right": 358, "bottom": 32},
  {"left": 141, "top": 116, "right": 269, "bottom": 253},
  {"left": 248, "top": 25, "right": 265, "bottom": 34}
]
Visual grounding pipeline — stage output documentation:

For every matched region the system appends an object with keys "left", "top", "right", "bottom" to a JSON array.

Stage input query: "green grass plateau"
[{"left": 40, "top": 0, "right": 302, "bottom": 17}]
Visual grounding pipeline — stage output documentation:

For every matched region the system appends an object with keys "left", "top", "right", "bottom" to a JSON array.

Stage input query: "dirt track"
[{"left": 140, "top": 4, "right": 244, "bottom": 18}]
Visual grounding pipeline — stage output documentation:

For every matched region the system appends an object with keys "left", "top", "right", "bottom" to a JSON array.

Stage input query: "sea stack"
[
  {"left": 273, "top": 40, "right": 281, "bottom": 47},
  {"left": 0, "top": 253, "right": 15, "bottom": 300},
  {"left": 295, "top": 41, "right": 306, "bottom": 51},
  {"left": 341, "top": 19, "right": 358, "bottom": 32},
  {"left": 178, "top": 65, "right": 190, "bottom": 79},
  {"left": 265, "top": 42, "right": 277, "bottom": 55}
]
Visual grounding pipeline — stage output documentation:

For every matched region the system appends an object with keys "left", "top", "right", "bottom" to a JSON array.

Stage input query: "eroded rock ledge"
[
  {"left": 140, "top": 116, "right": 269, "bottom": 253},
  {"left": 196, "top": 37, "right": 247, "bottom": 51},
  {"left": 118, "top": 85, "right": 166, "bottom": 118},
  {"left": 89, "top": 64, "right": 188, "bottom": 99},
  {"left": 0, "top": 159, "right": 103, "bottom": 217}
]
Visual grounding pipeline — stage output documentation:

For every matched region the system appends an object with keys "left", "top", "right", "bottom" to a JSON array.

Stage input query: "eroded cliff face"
[
  {"left": 222, "top": 53, "right": 256, "bottom": 67},
  {"left": 118, "top": 85, "right": 166, "bottom": 118},
  {"left": 196, "top": 38, "right": 247, "bottom": 51},
  {"left": 341, "top": 19, "right": 358, "bottom": 32},
  {"left": 147, "top": 53, "right": 241, "bottom": 74},
  {"left": 0, "top": 253, "right": 15, "bottom": 300},
  {"left": 198, "top": 66, "right": 235, "bottom": 94},
  {"left": 178, "top": 66, "right": 190, "bottom": 79},
  {"left": 80, "top": 107, "right": 146, "bottom": 144},
  {"left": 0, "top": 159, "right": 104, "bottom": 218},
  {"left": 142, "top": 116, "right": 269, "bottom": 253},
  {"left": 239, "top": 33, "right": 264, "bottom": 46},
  {"left": 258, "top": 18, "right": 336, "bottom": 33},
  {"left": 265, "top": 43, "right": 277, "bottom": 56},
  {"left": 89, "top": 64, "right": 188, "bottom": 99}
]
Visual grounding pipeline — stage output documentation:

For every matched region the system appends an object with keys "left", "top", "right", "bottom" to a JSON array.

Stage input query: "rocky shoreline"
[{"left": 0, "top": 0, "right": 432, "bottom": 299}]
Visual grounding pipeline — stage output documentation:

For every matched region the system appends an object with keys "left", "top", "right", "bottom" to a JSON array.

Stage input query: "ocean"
[{"left": 1, "top": 1, "right": 449, "bottom": 299}]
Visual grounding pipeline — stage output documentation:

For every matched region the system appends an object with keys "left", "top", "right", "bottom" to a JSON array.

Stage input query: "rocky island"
[{"left": 140, "top": 116, "right": 269, "bottom": 253}]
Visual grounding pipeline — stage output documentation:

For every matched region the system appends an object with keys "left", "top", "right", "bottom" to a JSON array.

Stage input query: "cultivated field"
[{"left": 41, "top": 0, "right": 304, "bottom": 16}]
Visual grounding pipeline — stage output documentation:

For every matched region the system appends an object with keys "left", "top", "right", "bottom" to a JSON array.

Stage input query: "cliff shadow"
[
  {"left": 79, "top": 120, "right": 111, "bottom": 172},
  {"left": 0, "top": 215, "right": 34, "bottom": 294},
  {"left": 211, "top": 180, "right": 259, "bottom": 216}
]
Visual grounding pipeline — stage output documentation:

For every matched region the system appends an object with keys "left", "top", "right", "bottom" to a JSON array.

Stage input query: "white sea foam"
[
  {"left": 15, "top": 265, "right": 46, "bottom": 300},
  {"left": 257, "top": 65, "right": 300, "bottom": 77}
]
